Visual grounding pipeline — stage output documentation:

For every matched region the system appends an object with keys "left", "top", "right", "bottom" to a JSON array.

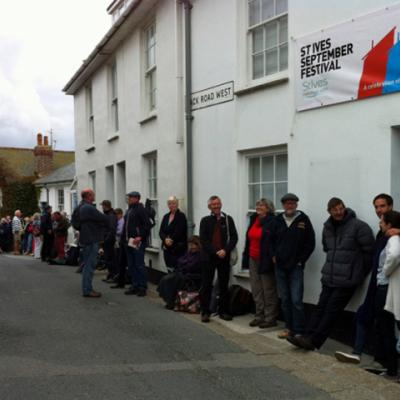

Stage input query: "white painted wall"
[
  {"left": 72, "top": 0, "right": 400, "bottom": 309},
  {"left": 38, "top": 184, "right": 73, "bottom": 217}
]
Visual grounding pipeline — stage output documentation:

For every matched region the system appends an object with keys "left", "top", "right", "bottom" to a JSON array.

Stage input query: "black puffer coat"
[{"left": 321, "top": 208, "right": 375, "bottom": 288}]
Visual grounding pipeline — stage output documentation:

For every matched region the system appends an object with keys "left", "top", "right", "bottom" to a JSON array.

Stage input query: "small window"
[
  {"left": 86, "top": 86, "right": 95, "bottom": 144},
  {"left": 110, "top": 62, "right": 119, "bottom": 132},
  {"left": 58, "top": 189, "right": 65, "bottom": 212},
  {"left": 144, "top": 23, "right": 157, "bottom": 111},
  {"left": 248, "top": 152, "right": 288, "bottom": 211},
  {"left": 144, "top": 154, "right": 158, "bottom": 246},
  {"left": 248, "top": 0, "right": 288, "bottom": 79}
]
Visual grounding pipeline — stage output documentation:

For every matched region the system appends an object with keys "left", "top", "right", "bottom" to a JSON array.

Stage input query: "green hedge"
[{"left": 1, "top": 180, "right": 39, "bottom": 217}]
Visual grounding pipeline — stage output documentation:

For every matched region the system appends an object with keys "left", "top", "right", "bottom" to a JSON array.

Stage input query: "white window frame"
[
  {"left": 57, "top": 189, "right": 65, "bottom": 212},
  {"left": 86, "top": 85, "right": 95, "bottom": 145},
  {"left": 247, "top": 150, "right": 288, "bottom": 213},
  {"left": 144, "top": 153, "right": 158, "bottom": 247},
  {"left": 144, "top": 22, "right": 157, "bottom": 113},
  {"left": 110, "top": 62, "right": 119, "bottom": 133},
  {"left": 248, "top": 0, "right": 288, "bottom": 81}
]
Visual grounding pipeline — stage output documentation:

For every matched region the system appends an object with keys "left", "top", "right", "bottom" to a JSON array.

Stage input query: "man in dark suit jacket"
[{"left": 199, "top": 195, "right": 238, "bottom": 323}]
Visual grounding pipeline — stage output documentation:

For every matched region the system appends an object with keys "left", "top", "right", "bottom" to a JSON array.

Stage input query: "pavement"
[{"left": 0, "top": 253, "right": 399, "bottom": 399}]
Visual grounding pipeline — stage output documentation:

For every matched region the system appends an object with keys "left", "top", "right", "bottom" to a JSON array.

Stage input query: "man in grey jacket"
[
  {"left": 76, "top": 189, "right": 110, "bottom": 298},
  {"left": 288, "top": 197, "right": 375, "bottom": 350}
]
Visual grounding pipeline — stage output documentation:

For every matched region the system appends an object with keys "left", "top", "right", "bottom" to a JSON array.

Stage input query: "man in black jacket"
[
  {"left": 199, "top": 195, "right": 238, "bottom": 323},
  {"left": 76, "top": 189, "right": 110, "bottom": 298},
  {"left": 101, "top": 200, "right": 118, "bottom": 283},
  {"left": 288, "top": 197, "right": 375, "bottom": 350},
  {"left": 40, "top": 205, "right": 54, "bottom": 262},
  {"left": 274, "top": 193, "right": 315, "bottom": 339},
  {"left": 122, "top": 191, "right": 151, "bottom": 297}
]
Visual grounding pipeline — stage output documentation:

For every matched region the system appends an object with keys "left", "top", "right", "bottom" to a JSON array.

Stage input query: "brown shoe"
[
  {"left": 277, "top": 329, "right": 292, "bottom": 339},
  {"left": 83, "top": 290, "right": 102, "bottom": 298}
]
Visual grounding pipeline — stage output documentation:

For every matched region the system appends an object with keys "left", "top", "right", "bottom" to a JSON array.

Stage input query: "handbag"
[
  {"left": 175, "top": 290, "right": 200, "bottom": 313},
  {"left": 226, "top": 214, "right": 238, "bottom": 266}
]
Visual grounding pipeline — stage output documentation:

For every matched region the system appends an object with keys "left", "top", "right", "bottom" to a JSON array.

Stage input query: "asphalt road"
[{"left": 0, "top": 254, "right": 330, "bottom": 400}]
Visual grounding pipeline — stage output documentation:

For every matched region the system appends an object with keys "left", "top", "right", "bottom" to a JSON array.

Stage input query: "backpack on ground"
[
  {"left": 228, "top": 284, "right": 254, "bottom": 316},
  {"left": 71, "top": 205, "right": 81, "bottom": 231},
  {"left": 145, "top": 198, "right": 156, "bottom": 228},
  {"left": 65, "top": 245, "right": 80, "bottom": 266}
]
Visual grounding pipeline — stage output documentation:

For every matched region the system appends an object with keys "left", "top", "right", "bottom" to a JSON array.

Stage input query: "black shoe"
[
  {"left": 111, "top": 284, "right": 125, "bottom": 289},
  {"left": 201, "top": 313, "right": 210, "bottom": 323},
  {"left": 137, "top": 289, "right": 146, "bottom": 297},
  {"left": 249, "top": 318, "right": 264, "bottom": 327},
  {"left": 102, "top": 278, "right": 115, "bottom": 283},
  {"left": 124, "top": 288, "right": 139, "bottom": 295},
  {"left": 165, "top": 303, "right": 175, "bottom": 310},
  {"left": 287, "top": 335, "right": 315, "bottom": 351},
  {"left": 219, "top": 313, "right": 233, "bottom": 321},
  {"left": 259, "top": 320, "right": 278, "bottom": 329}
]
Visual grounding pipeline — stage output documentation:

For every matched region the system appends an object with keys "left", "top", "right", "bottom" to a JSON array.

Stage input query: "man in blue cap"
[{"left": 123, "top": 191, "right": 152, "bottom": 296}]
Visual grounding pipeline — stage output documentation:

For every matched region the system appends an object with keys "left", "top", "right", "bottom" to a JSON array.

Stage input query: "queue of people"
[
  {"left": 0, "top": 208, "right": 69, "bottom": 261},
  {"left": 4, "top": 187, "right": 397, "bottom": 382}
]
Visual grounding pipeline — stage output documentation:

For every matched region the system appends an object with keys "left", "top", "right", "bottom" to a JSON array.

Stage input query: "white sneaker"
[{"left": 334, "top": 351, "right": 361, "bottom": 364}]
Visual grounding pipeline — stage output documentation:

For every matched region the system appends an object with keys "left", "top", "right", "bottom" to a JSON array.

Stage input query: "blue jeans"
[
  {"left": 276, "top": 265, "right": 305, "bottom": 335},
  {"left": 82, "top": 242, "right": 99, "bottom": 295},
  {"left": 125, "top": 243, "right": 147, "bottom": 290}
]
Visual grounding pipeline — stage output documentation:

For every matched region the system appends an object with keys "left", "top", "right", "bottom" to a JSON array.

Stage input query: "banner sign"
[
  {"left": 295, "top": 4, "right": 400, "bottom": 111},
  {"left": 191, "top": 81, "right": 234, "bottom": 111}
]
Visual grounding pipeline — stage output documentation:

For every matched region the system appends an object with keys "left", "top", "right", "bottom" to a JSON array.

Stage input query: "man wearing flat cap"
[
  {"left": 122, "top": 191, "right": 152, "bottom": 296},
  {"left": 274, "top": 193, "right": 315, "bottom": 340}
]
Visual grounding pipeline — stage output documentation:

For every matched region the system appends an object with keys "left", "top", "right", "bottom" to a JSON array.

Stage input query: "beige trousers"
[{"left": 249, "top": 258, "right": 279, "bottom": 322}]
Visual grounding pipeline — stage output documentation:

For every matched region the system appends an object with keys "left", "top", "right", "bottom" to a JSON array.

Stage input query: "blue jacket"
[{"left": 274, "top": 211, "right": 315, "bottom": 270}]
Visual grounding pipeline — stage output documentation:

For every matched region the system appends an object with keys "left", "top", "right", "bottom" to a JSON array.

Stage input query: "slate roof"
[{"left": 34, "top": 163, "right": 75, "bottom": 185}]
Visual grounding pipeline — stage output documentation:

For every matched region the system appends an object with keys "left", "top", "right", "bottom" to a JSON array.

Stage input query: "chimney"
[{"left": 34, "top": 132, "right": 54, "bottom": 177}]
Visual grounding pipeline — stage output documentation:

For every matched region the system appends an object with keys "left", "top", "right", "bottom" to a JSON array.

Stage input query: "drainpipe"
[{"left": 180, "top": 0, "right": 194, "bottom": 237}]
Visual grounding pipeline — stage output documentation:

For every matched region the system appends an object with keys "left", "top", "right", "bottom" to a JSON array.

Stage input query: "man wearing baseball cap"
[
  {"left": 274, "top": 193, "right": 315, "bottom": 340},
  {"left": 122, "top": 191, "right": 151, "bottom": 296}
]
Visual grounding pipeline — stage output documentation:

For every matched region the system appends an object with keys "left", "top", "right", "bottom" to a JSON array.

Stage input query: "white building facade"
[{"left": 65, "top": 0, "right": 400, "bottom": 309}]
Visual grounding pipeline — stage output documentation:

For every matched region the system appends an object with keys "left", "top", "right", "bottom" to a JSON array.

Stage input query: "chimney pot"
[
  {"left": 44, "top": 136, "right": 49, "bottom": 146},
  {"left": 37, "top": 133, "right": 43, "bottom": 146}
]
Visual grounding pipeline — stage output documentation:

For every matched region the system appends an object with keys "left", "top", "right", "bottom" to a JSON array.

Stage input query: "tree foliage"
[{"left": 1, "top": 180, "right": 39, "bottom": 217}]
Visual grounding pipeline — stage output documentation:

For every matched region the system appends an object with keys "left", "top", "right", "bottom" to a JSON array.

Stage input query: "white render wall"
[
  {"left": 74, "top": 0, "right": 186, "bottom": 269},
  {"left": 38, "top": 184, "right": 73, "bottom": 217},
  {"left": 189, "top": 0, "right": 400, "bottom": 309},
  {"left": 72, "top": 0, "right": 400, "bottom": 309}
]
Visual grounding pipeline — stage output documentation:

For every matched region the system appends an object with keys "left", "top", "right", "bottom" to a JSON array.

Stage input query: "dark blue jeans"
[
  {"left": 275, "top": 265, "right": 305, "bottom": 335},
  {"left": 125, "top": 243, "right": 147, "bottom": 290},
  {"left": 81, "top": 242, "right": 99, "bottom": 295}
]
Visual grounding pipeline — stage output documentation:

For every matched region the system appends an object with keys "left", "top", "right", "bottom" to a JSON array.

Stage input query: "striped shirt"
[{"left": 12, "top": 216, "right": 22, "bottom": 234}]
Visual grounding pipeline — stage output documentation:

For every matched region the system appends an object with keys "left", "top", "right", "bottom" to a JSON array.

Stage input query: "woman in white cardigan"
[{"left": 377, "top": 211, "right": 400, "bottom": 379}]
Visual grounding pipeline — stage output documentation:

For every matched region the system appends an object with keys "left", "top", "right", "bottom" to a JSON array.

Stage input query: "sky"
[{"left": 0, "top": 0, "right": 111, "bottom": 151}]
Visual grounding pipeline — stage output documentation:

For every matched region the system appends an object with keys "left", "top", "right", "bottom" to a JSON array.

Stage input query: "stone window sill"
[
  {"left": 107, "top": 134, "right": 119, "bottom": 142},
  {"left": 139, "top": 112, "right": 157, "bottom": 125},
  {"left": 234, "top": 270, "right": 250, "bottom": 279},
  {"left": 85, "top": 145, "right": 95, "bottom": 153},
  {"left": 235, "top": 72, "right": 289, "bottom": 96},
  {"left": 145, "top": 246, "right": 160, "bottom": 254}
]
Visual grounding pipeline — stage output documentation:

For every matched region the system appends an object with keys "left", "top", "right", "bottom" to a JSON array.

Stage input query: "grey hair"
[
  {"left": 256, "top": 198, "right": 276, "bottom": 214},
  {"left": 207, "top": 195, "right": 221, "bottom": 205},
  {"left": 167, "top": 196, "right": 179, "bottom": 206}
]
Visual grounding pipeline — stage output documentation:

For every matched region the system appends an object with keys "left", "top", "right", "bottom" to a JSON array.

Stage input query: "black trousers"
[
  {"left": 116, "top": 245, "right": 128, "bottom": 285},
  {"left": 200, "top": 256, "right": 231, "bottom": 315},
  {"left": 41, "top": 234, "right": 54, "bottom": 261},
  {"left": 374, "top": 285, "right": 398, "bottom": 376},
  {"left": 103, "top": 240, "right": 116, "bottom": 278},
  {"left": 307, "top": 285, "right": 355, "bottom": 349},
  {"left": 163, "top": 250, "right": 180, "bottom": 271}
]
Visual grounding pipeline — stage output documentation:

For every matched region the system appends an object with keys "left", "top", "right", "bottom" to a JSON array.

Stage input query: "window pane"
[
  {"left": 261, "top": 183, "right": 274, "bottom": 200},
  {"left": 265, "top": 48, "right": 278, "bottom": 75},
  {"left": 252, "top": 27, "right": 264, "bottom": 53},
  {"left": 249, "top": 158, "right": 260, "bottom": 183},
  {"left": 261, "top": 156, "right": 274, "bottom": 182},
  {"left": 265, "top": 21, "right": 278, "bottom": 49},
  {"left": 275, "top": 154, "right": 288, "bottom": 181},
  {"left": 261, "top": 0, "right": 274, "bottom": 21},
  {"left": 248, "top": 0, "right": 260, "bottom": 26},
  {"left": 276, "top": 182, "right": 288, "bottom": 205},
  {"left": 249, "top": 184, "right": 260, "bottom": 209},
  {"left": 279, "top": 15, "right": 288, "bottom": 44},
  {"left": 253, "top": 53, "right": 264, "bottom": 79},
  {"left": 279, "top": 43, "right": 288, "bottom": 71},
  {"left": 276, "top": 0, "right": 288, "bottom": 14}
]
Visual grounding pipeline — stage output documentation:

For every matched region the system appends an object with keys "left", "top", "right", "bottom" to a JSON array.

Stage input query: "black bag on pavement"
[
  {"left": 228, "top": 284, "right": 254, "bottom": 316},
  {"left": 65, "top": 245, "right": 80, "bottom": 266}
]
